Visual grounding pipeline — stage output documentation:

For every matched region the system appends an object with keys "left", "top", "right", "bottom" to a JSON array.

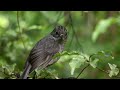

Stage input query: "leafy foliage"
[
  {"left": 108, "top": 63, "right": 119, "bottom": 77},
  {"left": 92, "top": 17, "right": 116, "bottom": 42},
  {"left": 0, "top": 11, "right": 120, "bottom": 79}
]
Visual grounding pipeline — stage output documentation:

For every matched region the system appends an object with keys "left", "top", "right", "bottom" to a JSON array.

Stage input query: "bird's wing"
[
  {"left": 29, "top": 55, "right": 52, "bottom": 73},
  {"left": 27, "top": 36, "right": 60, "bottom": 73}
]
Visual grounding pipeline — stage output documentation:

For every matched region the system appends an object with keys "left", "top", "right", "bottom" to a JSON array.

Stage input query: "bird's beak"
[
  {"left": 60, "top": 34, "right": 64, "bottom": 40},
  {"left": 60, "top": 34, "right": 63, "bottom": 37}
]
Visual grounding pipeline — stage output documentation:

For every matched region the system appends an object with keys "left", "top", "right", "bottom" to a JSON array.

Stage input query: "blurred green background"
[{"left": 0, "top": 11, "right": 120, "bottom": 79}]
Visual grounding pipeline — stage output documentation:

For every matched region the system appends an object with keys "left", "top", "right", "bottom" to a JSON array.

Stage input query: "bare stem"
[{"left": 76, "top": 64, "right": 90, "bottom": 79}]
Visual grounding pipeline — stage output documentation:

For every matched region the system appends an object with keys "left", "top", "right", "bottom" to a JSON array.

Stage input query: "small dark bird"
[{"left": 21, "top": 25, "right": 67, "bottom": 79}]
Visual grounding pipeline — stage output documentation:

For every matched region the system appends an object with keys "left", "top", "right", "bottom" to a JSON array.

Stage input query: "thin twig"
[
  {"left": 96, "top": 67, "right": 109, "bottom": 74},
  {"left": 89, "top": 54, "right": 97, "bottom": 61},
  {"left": 54, "top": 12, "right": 63, "bottom": 27},
  {"left": 44, "top": 11, "right": 63, "bottom": 29},
  {"left": 16, "top": 11, "right": 26, "bottom": 50},
  {"left": 76, "top": 64, "right": 90, "bottom": 79},
  {"left": 96, "top": 67, "right": 120, "bottom": 78},
  {"left": 68, "top": 12, "right": 84, "bottom": 53},
  {"left": 33, "top": 71, "right": 37, "bottom": 79}
]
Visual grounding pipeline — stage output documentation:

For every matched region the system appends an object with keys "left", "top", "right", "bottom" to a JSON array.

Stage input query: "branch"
[
  {"left": 89, "top": 54, "right": 97, "bottom": 61},
  {"left": 68, "top": 12, "right": 84, "bottom": 53},
  {"left": 16, "top": 11, "right": 26, "bottom": 50},
  {"left": 76, "top": 64, "right": 90, "bottom": 79},
  {"left": 96, "top": 67, "right": 109, "bottom": 74},
  {"left": 45, "top": 11, "right": 63, "bottom": 29},
  {"left": 96, "top": 67, "right": 120, "bottom": 79}
]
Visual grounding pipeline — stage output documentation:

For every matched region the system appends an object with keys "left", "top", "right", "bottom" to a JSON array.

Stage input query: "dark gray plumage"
[{"left": 21, "top": 25, "right": 67, "bottom": 79}]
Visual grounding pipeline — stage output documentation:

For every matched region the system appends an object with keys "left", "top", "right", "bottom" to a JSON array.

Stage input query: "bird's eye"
[{"left": 56, "top": 32, "right": 58, "bottom": 35}]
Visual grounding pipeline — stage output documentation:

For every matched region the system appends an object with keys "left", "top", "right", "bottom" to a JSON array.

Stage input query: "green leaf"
[
  {"left": 90, "top": 51, "right": 114, "bottom": 61},
  {"left": 92, "top": 17, "right": 116, "bottom": 42},
  {"left": 28, "top": 25, "right": 42, "bottom": 30},
  {"left": 0, "top": 15, "right": 9, "bottom": 28},
  {"left": 69, "top": 55, "right": 86, "bottom": 75},
  {"left": 108, "top": 63, "right": 119, "bottom": 77},
  {"left": 34, "top": 68, "right": 41, "bottom": 77},
  {"left": 53, "top": 51, "right": 80, "bottom": 59},
  {"left": 2, "top": 64, "right": 16, "bottom": 75},
  {"left": 90, "top": 59, "right": 99, "bottom": 68}
]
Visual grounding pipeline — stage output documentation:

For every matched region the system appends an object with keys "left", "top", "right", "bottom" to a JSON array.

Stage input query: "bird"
[{"left": 21, "top": 25, "right": 67, "bottom": 79}]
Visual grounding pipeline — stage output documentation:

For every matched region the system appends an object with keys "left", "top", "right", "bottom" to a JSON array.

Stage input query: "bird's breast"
[{"left": 59, "top": 44, "right": 64, "bottom": 52}]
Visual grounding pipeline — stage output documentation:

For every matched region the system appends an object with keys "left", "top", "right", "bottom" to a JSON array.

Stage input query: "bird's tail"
[{"left": 21, "top": 64, "right": 31, "bottom": 79}]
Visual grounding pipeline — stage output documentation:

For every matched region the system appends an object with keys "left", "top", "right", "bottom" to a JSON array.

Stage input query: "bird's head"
[{"left": 51, "top": 25, "right": 67, "bottom": 42}]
